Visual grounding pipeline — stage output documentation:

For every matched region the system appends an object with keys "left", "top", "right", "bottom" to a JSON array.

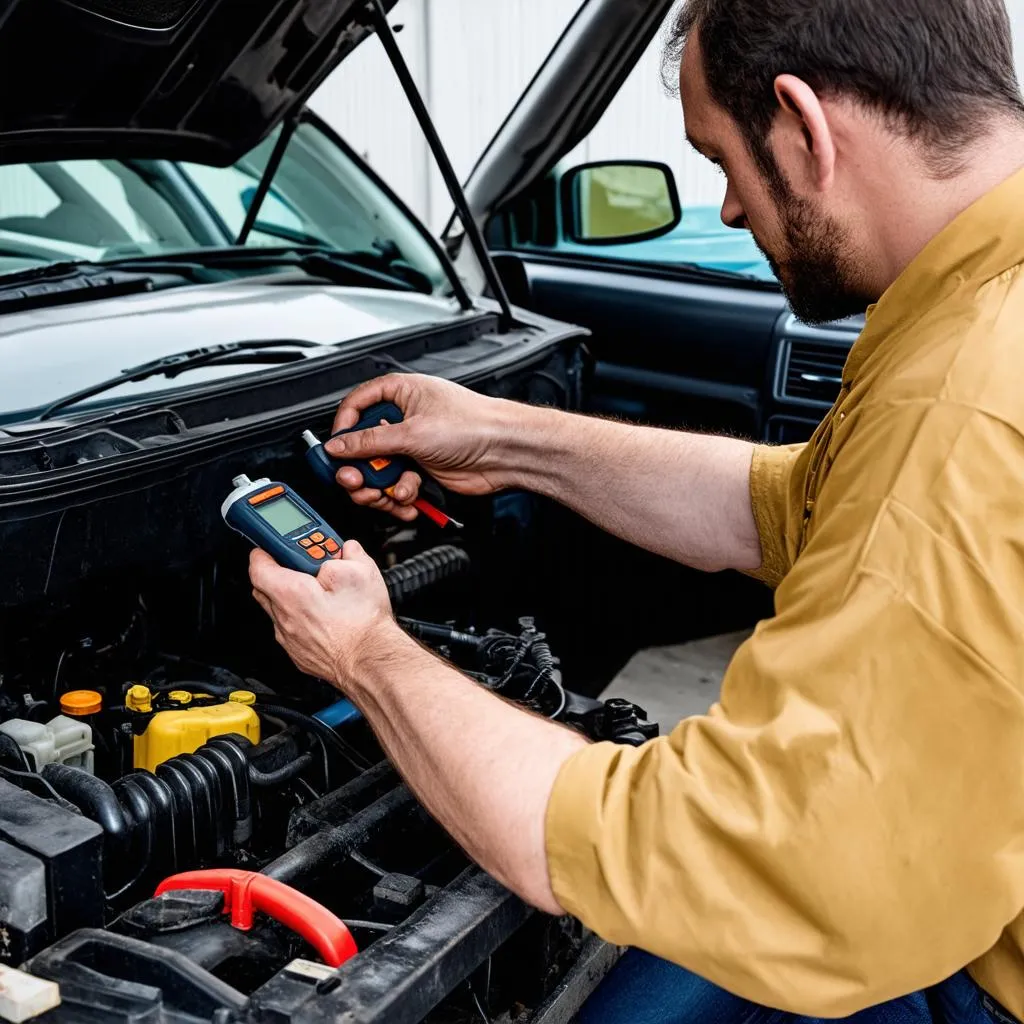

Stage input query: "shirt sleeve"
[
  {"left": 746, "top": 443, "right": 806, "bottom": 588},
  {"left": 545, "top": 411, "right": 1024, "bottom": 1017}
]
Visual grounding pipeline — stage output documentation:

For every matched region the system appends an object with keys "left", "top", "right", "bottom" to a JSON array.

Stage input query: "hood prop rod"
[
  {"left": 236, "top": 114, "right": 300, "bottom": 246},
  {"left": 366, "top": 0, "right": 515, "bottom": 334}
]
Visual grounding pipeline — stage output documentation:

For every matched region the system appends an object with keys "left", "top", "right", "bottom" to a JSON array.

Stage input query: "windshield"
[{"left": 0, "top": 120, "right": 449, "bottom": 291}]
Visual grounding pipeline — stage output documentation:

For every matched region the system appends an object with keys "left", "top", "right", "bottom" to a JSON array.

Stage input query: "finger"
[
  {"left": 249, "top": 548, "right": 281, "bottom": 590},
  {"left": 332, "top": 375, "right": 407, "bottom": 433},
  {"left": 332, "top": 404, "right": 360, "bottom": 432},
  {"left": 390, "top": 471, "right": 423, "bottom": 505},
  {"left": 347, "top": 487, "right": 385, "bottom": 507},
  {"left": 336, "top": 466, "right": 365, "bottom": 491},
  {"left": 249, "top": 548, "right": 308, "bottom": 601},
  {"left": 342, "top": 538, "right": 368, "bottom": 561},
  {"left": 325, "top": 421, "right": 414, "bottom": 461},
  {"left": 371, "top": 495, "right": 420, "bottom": 522},
  {"left": 392, "top": 504, "right": 419, "bottom": 523}
]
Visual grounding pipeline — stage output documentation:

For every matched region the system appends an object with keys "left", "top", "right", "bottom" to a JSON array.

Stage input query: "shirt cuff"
[
  {"left": 545, "top": 740, "right": 637, "bottom": 934},
  {"left": 744, "top": 443, "right": 803, "bottom": 589}
]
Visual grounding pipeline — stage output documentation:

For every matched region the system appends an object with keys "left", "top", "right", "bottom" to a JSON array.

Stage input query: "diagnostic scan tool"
[{"left": 222, "top": 475, "right": 343, "bottom": 575}]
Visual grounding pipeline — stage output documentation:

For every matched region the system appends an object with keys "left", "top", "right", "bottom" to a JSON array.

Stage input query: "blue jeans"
[{"left": 577, "top": 951, "right": 1004, "bottom": 1024}]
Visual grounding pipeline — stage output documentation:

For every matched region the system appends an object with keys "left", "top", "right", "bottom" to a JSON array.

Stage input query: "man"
[{"left": 248, "top": 0, "right": 1024, "bottom": 1020}]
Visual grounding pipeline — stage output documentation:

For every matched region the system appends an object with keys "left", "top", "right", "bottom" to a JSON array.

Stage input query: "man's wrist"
[
  {"left": 492, "top": 400, "right": 580, "bottom": 496},
  {"left": 332, "top": 618, "right": 414, "bottom": 696}
]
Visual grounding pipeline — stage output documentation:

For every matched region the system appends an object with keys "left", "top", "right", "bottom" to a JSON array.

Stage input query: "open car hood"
[{"left": 0, "top": 0, "right": 397, "bottom": 165}]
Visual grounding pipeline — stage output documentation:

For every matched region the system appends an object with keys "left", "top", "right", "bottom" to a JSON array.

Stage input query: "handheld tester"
[
  {"left": 304, "top": 402, "right": 408, "bottom": 492},
  {"left": 222, "top": 475, "right": 343, "bottom": 575},
  {"left": 303, "top": 401, "right": 462, "bottom": 529}
]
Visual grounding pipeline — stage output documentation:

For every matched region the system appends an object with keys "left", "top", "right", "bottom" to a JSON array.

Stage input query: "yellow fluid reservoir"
[{"left": 134, "top": 701, "right": 260, "bottom": 773}]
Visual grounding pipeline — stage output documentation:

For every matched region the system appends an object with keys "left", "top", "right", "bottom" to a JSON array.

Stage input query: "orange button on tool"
[
  {"left": 310, "top": 533, "right": 325, "bottom": 543},
  {"left": 308, "top": 546, "right": 326, "bottom": 560},
  {"left": 370, "top": 458, "right": 392, "bottom": 471},
  {"left": 299, "top": 538, "right": 314, "bottom": 548},
  {"left": 324, "top": 538, "right": 339, "bottom": 553},
  {"left": 249, "top": 486, "right": 285, "bottom": 506}
]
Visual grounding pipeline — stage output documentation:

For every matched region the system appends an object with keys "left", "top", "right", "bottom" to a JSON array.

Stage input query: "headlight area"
[{"left": 0, "top": 375, "right": 655, "bottom": 1024}]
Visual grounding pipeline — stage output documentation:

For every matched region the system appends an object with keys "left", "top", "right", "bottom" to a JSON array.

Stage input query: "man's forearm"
[
  {"left": 497, "top": 403, "right": 762, "bottom": 573},
  {"left": 341, "top": 625, "right": 586, "bottom": 915}
]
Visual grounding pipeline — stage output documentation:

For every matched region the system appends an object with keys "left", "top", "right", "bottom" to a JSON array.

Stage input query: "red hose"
[{"left": 156, "top": 869, "right": 358, "bottom": 968}]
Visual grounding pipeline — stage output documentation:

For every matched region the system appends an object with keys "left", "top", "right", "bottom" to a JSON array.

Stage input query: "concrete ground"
[{"left": 600, "top": 630, "right": 752, "bottom": 733}]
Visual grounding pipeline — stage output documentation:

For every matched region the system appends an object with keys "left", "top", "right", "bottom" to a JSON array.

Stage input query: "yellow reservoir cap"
[
  {"left": 133, "top": 701, "right": 260, "bottom": 773},
  {"left": 60, "top": 690, "right": 102, "bottom": 717},
  {"left": 229, "top": 690, "right": 256, "bottom": 706},
  {"left": 126, "top": 685, "right": 152, "bottom": 713},
  {"left": 167, "top": 690, "right": 193, "bottom": 706}
]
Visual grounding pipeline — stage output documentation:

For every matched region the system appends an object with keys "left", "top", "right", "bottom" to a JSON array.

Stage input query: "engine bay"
[{"left": 0, "top": 344, "right": 658, "bottom": 1023}]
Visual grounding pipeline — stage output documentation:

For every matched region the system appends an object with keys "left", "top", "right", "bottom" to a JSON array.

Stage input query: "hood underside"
[{"left": 0, "top": 0, "right": 396, "bottom": 166}]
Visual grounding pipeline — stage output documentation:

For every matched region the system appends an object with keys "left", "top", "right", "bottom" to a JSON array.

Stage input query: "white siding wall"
[{"left": 309, "top": 0, "right": 1024, "bottom": 232}]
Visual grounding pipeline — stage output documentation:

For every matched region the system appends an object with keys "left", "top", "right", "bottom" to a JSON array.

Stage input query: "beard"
[{"left": 753, "top": 192, "right": 876, "bottom": 326}]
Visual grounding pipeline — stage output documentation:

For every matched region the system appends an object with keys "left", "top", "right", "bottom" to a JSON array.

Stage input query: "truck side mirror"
[{"left": 561, "top": 161, "right": 682, "bottom": 245}]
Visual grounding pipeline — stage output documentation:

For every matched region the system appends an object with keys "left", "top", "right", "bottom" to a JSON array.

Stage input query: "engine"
[{"left": 0, "top": 433, "right": 657, "bottom": 1023}]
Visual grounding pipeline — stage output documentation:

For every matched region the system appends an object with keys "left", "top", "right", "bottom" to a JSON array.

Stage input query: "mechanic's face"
[{"left": 679, "top": 39, "right": 873, "bottom": 324}]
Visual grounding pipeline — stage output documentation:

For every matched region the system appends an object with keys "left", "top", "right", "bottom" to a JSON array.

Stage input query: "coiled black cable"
[{"left": 383, "top": 545, "right": 470, "bottom": 606}]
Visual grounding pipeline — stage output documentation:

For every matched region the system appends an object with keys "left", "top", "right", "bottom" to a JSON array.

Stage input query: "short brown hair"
[{"left": 665, "top": 0, "right": 1024, "bottom": 178}]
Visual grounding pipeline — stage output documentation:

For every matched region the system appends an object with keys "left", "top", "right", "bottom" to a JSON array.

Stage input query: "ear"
[{"left": 773, "top": 74, "right": 836, "bottom": 192}]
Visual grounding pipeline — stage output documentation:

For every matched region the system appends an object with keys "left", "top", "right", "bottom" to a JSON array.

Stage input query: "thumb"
[
  {"left": 325, "top": 422, "right": 413, "bottom": 460},
  {"left": 341, "top": 539, "right": 373, "bottom": 564},
  {"left": 316, "top": 539, "right": 372, "bottom": 591}
]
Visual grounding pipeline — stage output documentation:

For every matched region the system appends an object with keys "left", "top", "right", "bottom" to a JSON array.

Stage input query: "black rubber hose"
[
  {"left": 41, "top": 764, "right": 130, "bottom": 853},
  {"left": 263, "top": 785, "right": 415, "bottom": 886},
  {"left": 258, "top": 704, "right": 372, "bottom": 773},
  {"left": 0, "top": 733, "right": 30, "bottom": 772},
  {"left": 248, "top": 752, "right": 314, "bottom": 787},
  {"left": 152, "top": 657, "right": 277, "bottom": 697},
  {"left": 202, "top": 738, "right": 253, "bottom": 845},
  {"left": 383, "top": 546, "right": 470, "bottom": 606}
]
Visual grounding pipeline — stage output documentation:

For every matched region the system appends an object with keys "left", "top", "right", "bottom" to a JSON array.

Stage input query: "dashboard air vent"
[{"left": 782, "top": 339, "right": 848, "bottom": 404}]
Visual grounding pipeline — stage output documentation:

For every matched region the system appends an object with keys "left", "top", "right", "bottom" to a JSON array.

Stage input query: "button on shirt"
[{"left": 544, "top": 167, "right": 1024, "bottom": 1018}]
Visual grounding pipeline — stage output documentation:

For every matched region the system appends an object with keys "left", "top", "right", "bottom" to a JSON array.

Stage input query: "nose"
[{"left": 720, "top": 181, "right": 747, "bottom": 230}]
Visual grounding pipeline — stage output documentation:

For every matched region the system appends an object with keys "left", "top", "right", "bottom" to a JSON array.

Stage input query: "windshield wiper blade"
[
  {"left": 38, "top": 339, "right": 323, "bottom": 421},
  {"left": 0, "top": 262, "right": 156, "bottom": 314},
  {"left": 101, "top": 246, "right": 427, "bottom": 294}
]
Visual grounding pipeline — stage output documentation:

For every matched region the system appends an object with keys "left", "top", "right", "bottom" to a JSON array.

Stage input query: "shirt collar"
[{"left": 846, "top": 165, "right": 1024, "bottom": 383}]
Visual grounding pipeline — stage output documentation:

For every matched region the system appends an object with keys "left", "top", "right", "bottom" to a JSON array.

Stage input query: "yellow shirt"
[{"left": 546, "top": 167, "right": 1024, "bottom": 1019}]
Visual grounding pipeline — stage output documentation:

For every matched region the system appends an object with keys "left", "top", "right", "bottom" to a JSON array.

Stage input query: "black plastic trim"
[{"left": 594, "top": 362, "right": 759, "bottom": 411}]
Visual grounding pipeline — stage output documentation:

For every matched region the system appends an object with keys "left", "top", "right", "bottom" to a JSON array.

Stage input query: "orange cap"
[{"left": 60, "top": 690, "right": 102, "bottom": 717}]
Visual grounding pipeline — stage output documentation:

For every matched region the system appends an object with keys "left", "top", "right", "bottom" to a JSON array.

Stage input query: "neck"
[{"left": 865, "top": 120, "right": 1024, "bottom": 294}]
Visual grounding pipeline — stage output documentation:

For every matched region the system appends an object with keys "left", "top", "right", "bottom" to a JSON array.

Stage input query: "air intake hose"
[{"left": 42, "top": 736, "right": 252, "bottom": 897}]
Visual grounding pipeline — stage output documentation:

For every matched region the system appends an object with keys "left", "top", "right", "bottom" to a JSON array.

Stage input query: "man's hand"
[
  {"left": 249, "top": 539, "right": 581, "bottom": 917},
  {"left": 330, "top": 372, "right": 763, "bottom": 574},
  {"left": 249, "top": 542, "right": 396, "bottom": 684},
  {"left": 327, "top": 374, "right": 529, "bottom": 520}
]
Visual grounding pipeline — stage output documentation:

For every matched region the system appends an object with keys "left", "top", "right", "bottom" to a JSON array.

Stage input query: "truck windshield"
[{"left": 0, "top": 120, "right": 448, "bottom": 294}]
